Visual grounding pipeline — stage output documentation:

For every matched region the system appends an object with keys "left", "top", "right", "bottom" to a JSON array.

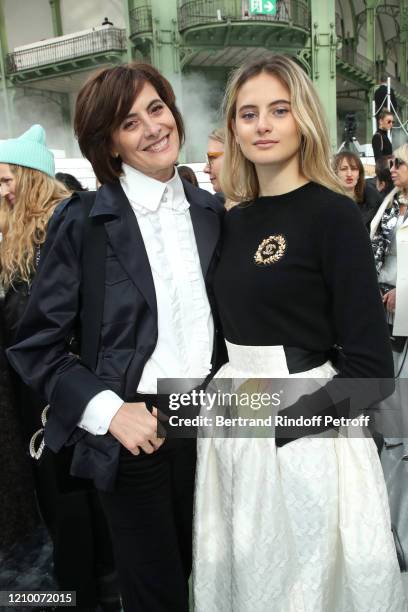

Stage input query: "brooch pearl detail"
[{"left": 254, "top": 234, "right": 287, "bottom": 265}]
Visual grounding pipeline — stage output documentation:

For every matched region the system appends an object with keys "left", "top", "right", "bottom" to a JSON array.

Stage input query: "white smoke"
[
  {"left": 181, "top": 72, "right": 224, "bottom": 163},
  {"left": 0, "top": 88, "right": 79, "bottom": 155}
]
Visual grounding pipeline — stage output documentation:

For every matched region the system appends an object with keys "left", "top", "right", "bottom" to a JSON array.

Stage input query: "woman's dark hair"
[
  {"left": 375, "top": 158, "right": 394, "bottom": 195},
  {"left": 333, "top": 151, "right": 365, "bottom": 203},
  {"left": 74, "top": 63, "right": 185, "bottom": 184},
  {"left": 55, "top": 172, "right": 87, "bottom": 192},
  {"left": 177, "top": 165, "right": 198, "bottom": 187}
]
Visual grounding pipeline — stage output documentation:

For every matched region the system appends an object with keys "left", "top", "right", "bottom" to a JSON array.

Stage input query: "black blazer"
[{"left": 7, "top": 178, "right": 226, "bottom": 491}]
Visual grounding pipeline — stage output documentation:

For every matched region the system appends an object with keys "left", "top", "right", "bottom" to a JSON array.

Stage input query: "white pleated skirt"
[{"left": 193, "top": 343, "right": 406, "bottom": 612}]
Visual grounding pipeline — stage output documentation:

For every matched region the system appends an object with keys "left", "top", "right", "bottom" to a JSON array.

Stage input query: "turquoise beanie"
[{"left": 0, "top": 124, "right": 55, "bottom": 177}]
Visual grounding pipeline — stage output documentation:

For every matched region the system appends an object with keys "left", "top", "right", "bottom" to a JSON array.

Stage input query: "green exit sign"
[{"left": 249, "top": 0, "right": 277, "bottom": 15}]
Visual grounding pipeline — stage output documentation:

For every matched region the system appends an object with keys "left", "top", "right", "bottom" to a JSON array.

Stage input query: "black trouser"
[{"left": 99, "top": 435, "right": 196, "bottom": 612}]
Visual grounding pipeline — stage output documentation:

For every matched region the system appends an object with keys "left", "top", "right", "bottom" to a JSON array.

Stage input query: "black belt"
[{"left": 283, "top": 346, "right": 329, "bottom": 374}]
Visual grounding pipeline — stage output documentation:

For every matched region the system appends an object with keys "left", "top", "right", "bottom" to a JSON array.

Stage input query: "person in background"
[
  {"left": 371, "top": 145, "right": 408, "bottom": 358},
  {"left": 55, "top": 172, "right": 87, "bottom": 192},
  {"left": 374, "top": 75, "right": 398, "bottom": 117},
  {"left": 375, "top": 157, "right": 394, "bottom": 199},
  {"left": 177, "top": 165, "right": 198, "bottom": 187},
  {"left": 370, "top": 144, "right": 408, "bottom": 573},
  {"left": 0, "top": 208, "right": 38, "bottom": 554},
  {"left": 203, "top": 127, "right": 225, "bottom": 206},
  {"left": 333, "top": 151, "right": 382, "bottom": 229},
  {"left": 372, "top": 109, "right": 394, "bottom": 162},
  {"left": 0, "top": 125, "right": 120, "bottom": 612}
]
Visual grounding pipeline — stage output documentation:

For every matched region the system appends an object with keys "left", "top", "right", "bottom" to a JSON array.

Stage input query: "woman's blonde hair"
[
  {"left": 393, "top": 143, "right": 408, "bottom": 166},
  {"left": 0, "top": 164, "right": 70, "bottom": 289},
  {"left": 220, "top": 54, "right": 344, "bottom": 203},
  {"left": 208, "top": 127, "right": 225, "bottom": 145}
]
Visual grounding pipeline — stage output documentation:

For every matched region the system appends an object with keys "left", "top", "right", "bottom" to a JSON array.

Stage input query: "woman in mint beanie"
[
  {"left": 0, "top": 126, "right": 120, "bottom": 611},
  {"left": 0, "top": 124, "right": 67, "bottom": 445},
  {"left": 0, "top": 123, "right": 68, "bottom": 572},
  {"left": 0, "top": 124, "right": 65, "bottom": 287},
  {"left": 0, "top": 124, "right": 68, "bottom": 454}
]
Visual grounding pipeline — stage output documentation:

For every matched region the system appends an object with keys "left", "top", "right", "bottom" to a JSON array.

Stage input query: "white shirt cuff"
[{"left": 78, "top": 390, "right": 124, "bottom": 435}]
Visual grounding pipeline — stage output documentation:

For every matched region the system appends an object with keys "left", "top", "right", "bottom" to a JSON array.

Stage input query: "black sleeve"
[
  {"left": 364, "top": 183, "right": 382, "bottom": 210},
  {"left": 372, "top": 132, "right": 382, "bottom": 161},
  {"left": 320, "top": 199, "right": 393, "bottom": 378},
  {"left": 276, "top": 198, "right": 394, "bottom": 446},
  {"left": 6, "top": 200, "right": 110, "bottom": 451}
]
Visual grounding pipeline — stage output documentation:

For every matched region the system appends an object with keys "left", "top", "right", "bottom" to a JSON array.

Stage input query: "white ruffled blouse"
[
  {"left": 121, "top": 163, "right": 214, "bottom": 393},
  {"left": 79, "top": 163, "right": 214, "bottom": 435}
]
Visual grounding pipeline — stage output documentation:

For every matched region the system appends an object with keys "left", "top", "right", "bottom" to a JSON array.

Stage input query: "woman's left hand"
[{"left": 383, "top": 288, "right": 396, "bottom": 313}]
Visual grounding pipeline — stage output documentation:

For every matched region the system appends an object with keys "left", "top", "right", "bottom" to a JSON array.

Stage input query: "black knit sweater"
[
  {"left": 372, "top": 129, "right": 392, "bottom": 161},
  {"left": 213, "top": 181, "right": 394, "bottom": 443}
]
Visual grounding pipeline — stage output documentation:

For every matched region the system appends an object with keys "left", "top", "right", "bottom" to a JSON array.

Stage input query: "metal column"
[
  {"left": 310, "top": 0, "right": 338, "bottom": 151},
  {"left": 0, "top": 0, "right": 13, "bottom": 136}
]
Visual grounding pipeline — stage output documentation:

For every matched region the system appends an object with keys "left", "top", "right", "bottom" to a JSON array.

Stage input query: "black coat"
[
  {"left": 0, "top": 295, "right": 38, "bottom": 548},
  {"left": 358, "top": 183, "right": 383, "bottom": 230},
  {"left": 7, "top": 179, "right": 226, "bottom": 491},
  {"left": 372, "top": 129, "right": 393, "bottom": 161},
  {"left": 2, "top": 281, "right": 49, "bottom": 443}
]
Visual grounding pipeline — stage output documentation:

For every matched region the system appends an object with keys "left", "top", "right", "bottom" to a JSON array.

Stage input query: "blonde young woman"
[{"left": 193, "top": 56, "right": 406, "bottom": 612}]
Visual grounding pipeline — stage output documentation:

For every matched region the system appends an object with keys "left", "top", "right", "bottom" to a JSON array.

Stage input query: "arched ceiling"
[{"left": 336, "top": 0, "right": 400, "bottom": 69}]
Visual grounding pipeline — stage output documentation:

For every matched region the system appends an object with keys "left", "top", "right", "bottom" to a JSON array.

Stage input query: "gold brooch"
[{"left": 254, "top": 234, "right": 287, "bottom": 265}]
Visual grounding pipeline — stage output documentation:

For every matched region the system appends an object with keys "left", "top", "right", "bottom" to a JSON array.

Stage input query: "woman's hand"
[
  {"left": 383, "top": 288, "right": 396, "bottom": 313},
  {"left": 109, "top": 403, "right": 165, "bottom": 455}
]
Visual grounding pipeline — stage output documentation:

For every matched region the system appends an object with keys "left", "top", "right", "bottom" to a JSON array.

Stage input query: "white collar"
[{"left": 120, "top": 163, "right": 189, "bottom": 214}]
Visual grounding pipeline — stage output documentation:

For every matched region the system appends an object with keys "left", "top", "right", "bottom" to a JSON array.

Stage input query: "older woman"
[
  {"left": 7, "top": 64, "right": 224, "bottom": 611},
  {"left": 334, "top": 151, "right": 381, "bottom": 228},
  {"left": 370, "top": 144, "right": 408, "bottom": 585},
  {"left": 371, "top": 144, "right": 408, "bottom": 348}
]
